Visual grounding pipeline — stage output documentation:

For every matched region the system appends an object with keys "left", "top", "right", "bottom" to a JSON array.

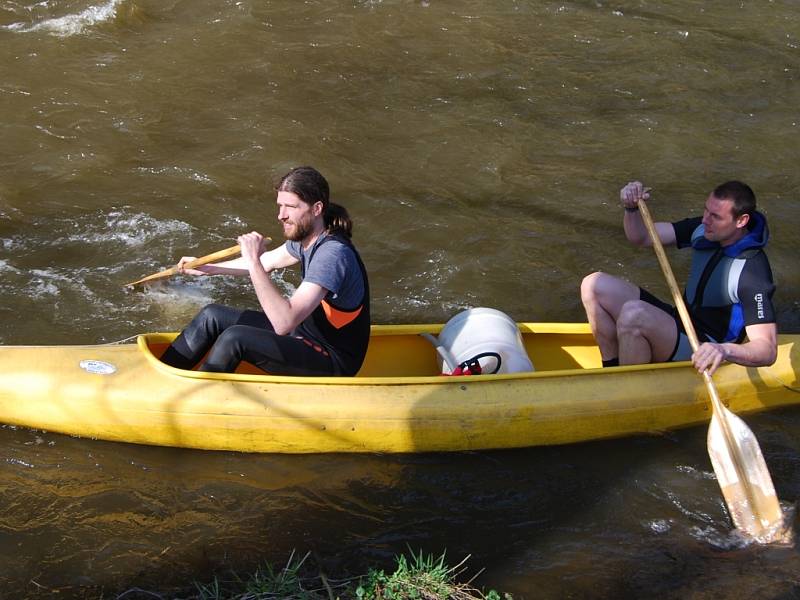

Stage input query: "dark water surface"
[{"left": 1, "top": 0, "right": 800, "bottom": 597}]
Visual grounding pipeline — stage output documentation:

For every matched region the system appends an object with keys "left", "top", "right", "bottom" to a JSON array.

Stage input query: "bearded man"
[{"left": 160, "top": 166, "right": 370, "bottom": 376}]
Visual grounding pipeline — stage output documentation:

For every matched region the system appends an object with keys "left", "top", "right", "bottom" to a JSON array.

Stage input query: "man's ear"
[{"left": 736, "top": 212, "right": 750, "bottom": 229}]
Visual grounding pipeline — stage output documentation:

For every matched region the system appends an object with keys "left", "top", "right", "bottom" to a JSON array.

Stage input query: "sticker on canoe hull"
[{"left": 79, "top": 359, "right": 117, "bottom": 375}]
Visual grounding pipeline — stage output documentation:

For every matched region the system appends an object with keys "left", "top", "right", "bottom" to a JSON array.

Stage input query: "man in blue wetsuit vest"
[
  {"left": 581, "top": 180, "right": 777, "bottom": 375},
  {"left": 159, "top": 166, "right": 370, "bottom": 376}
]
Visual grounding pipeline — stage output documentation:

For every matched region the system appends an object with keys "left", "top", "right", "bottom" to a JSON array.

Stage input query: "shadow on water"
[{"left": 3, "top": 406, "right": 800, "bottom": 598}]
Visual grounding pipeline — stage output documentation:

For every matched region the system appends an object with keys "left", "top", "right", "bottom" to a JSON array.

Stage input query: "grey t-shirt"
[{"left": 286, "top": 234, "right": 365, "bottom": 310}]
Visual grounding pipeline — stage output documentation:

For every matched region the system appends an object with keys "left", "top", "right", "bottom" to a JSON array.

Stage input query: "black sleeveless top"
[{"left": 294, "top": 234, "right": 371, "bottom": 375}]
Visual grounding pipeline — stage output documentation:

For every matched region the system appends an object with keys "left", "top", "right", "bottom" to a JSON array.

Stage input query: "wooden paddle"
[
  {"left": 637, "top": 198, "right": 785, "bottom": 541},
  {"left": 124, "top": 244, "right": 242, "bottom": 287}
]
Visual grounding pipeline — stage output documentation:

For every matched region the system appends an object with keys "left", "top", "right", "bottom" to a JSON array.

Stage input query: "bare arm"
[
  {"left": 620, "top": 181, "right": 676, "bottom": 247},
  {"left": 251, "top": 276, "right": 328, "bottom": 335},
  {"left": 239, "top": 232, "right": 326, "bottom": 335},
  {"left": 179, "top": 241, "right": 298, "bottom": 277},
  {"left": 691, "top": 322, "right": 778, "bottom": 375}
]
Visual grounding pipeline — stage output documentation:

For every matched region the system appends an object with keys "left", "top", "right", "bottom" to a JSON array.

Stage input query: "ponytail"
[{"left": 324, "top": 202, "right": 353, "bottom": 238}]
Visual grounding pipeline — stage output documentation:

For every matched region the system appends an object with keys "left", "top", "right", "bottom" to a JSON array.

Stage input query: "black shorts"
[{"left": 639, "top": 288, "right": 717, "bottom": 362}]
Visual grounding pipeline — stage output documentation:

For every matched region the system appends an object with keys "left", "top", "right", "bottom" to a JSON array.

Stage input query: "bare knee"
[
  {"left": 580, "top": 271, "right": 607, "bottom": 304},
  {"left": 617, "top": 300, "right": 653, "bottom": 335},
  {"left": 581, "top": 271, "right": 631, "bottom": 309}
]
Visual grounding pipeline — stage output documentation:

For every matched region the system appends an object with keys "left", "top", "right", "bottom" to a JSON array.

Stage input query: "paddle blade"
[
  {"left": 124, "top": 268, "right": 178, "bottom": 288},
  {"left": 707, "top": 406, "right": 785, "bottom": 541}
]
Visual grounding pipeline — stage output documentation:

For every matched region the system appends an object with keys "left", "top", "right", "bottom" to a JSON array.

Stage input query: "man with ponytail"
[{"left": 159, "top": 166, "right": 370, "bottom": 376}]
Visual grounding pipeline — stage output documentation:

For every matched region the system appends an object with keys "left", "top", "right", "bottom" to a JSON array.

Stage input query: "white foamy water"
[
  {"left": 645, "top": 518, "right": 673, "bottom": 534},
  {"left": 689, "top": 524, "right": 753, "bottom": 550},
  {"left": 4, "top": 0, "right": 123, "bottom": 36},
  {"left": 135, "top": 166, "right": 217, "bottom": 186},
  {"left": 1, "top": 210, "right": 194, "bottom": 260},
  {"left": 675, "top": 465, "right": 718, "bottom": 480},
  {"left": 61, "top": 209, "right": 194, "bottom": 248},
  {"left": 22, "top": 269, "right": 95, "bottom": 306},
  {"left": 269, "top": 268, "right": 297, "bottom": 297},
  {"left": 0, "top": 259, "right": 20, "bottom": 273},
  {"left": 24, "top": 277, "right": 61, "bottom": 298},
  {"left": 136, "top": 280, "right": 217, "bottom": 309}
]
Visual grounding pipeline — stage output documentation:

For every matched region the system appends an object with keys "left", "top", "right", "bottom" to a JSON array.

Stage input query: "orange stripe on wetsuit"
[
  {"left": 296, "top": 233, "right": 371, "bottom": 375},
  {"left": 321, "top": 299, "right": 363, "bottom": 329}
]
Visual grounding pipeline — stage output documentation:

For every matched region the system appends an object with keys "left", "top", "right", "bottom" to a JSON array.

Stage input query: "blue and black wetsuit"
[{"left": 641, "top": 211, "right": 776, "bottom": 361}]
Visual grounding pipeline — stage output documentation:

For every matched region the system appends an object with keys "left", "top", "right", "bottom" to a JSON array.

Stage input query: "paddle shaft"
[
  {"left": 636, "top": 201, "right": 726, "bottom": 397},
  {"left": 125, "top": 243, "right": 245, "bottom": 287},
  {"left": 637, "top": 199, "right": 774, "bottom": 535}
]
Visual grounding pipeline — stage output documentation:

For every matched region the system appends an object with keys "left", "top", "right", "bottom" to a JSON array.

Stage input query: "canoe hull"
[{"left": 1, "top": 325, "right": 798, "bottom": 453}]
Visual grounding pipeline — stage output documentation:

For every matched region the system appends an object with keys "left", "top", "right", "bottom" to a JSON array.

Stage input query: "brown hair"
[
  {"left": 276, "top": 166, "right": 353, "bottom": 238},
  {"left": 713, "top": 181, "right": 756, "bottom": 219}
]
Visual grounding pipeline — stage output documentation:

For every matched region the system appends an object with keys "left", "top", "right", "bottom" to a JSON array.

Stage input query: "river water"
[{"left": 1, "top": 0, "right": 799, "bottom": 597}]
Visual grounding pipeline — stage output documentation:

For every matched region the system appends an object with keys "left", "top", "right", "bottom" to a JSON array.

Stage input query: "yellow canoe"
[{"left": 0, "top": 323, "right": 798, "bottom": 454}]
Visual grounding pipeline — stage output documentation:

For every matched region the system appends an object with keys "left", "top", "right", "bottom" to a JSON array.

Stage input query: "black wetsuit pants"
[{"left": 159, "top": 303, "right": 335, "bottom": 376}]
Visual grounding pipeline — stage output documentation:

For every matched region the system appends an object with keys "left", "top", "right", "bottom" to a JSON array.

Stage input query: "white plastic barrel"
[{"left": 434, "top": 307, "right": 534, "bottom": 374}]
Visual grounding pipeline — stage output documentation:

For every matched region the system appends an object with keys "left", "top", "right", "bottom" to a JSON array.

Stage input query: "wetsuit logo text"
[{"left": 754, "top": 293, "right": 765, "bottom": 319}]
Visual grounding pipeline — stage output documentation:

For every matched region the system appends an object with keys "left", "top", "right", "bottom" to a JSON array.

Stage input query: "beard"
[{"left": 283, "top": 213, "right": 315, "bottom": 242}]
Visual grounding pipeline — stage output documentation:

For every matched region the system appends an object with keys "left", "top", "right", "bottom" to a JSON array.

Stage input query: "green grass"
[
  {"left": 354, "top": 549, "right": 508, "bottom": 600},
  {"left": 180, "top": 549, "right": 511, "bottom": 600}
]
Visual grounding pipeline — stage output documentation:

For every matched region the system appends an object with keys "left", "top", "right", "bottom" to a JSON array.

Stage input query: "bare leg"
[
  {"left": 616, "top": 299, "right": 679, "bottom": 365},
  {"left": 580, "top": 272, "right": 641, "bottom": 361}
]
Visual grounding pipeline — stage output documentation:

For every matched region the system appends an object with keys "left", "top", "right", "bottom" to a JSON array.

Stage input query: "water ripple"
[{"left": 4, "top": 0, "right": 124, "bottom": 37}]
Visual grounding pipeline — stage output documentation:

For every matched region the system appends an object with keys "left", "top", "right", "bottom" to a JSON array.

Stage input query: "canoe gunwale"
[{"left": 138, "top": 330, "right": 695, "bottom": 386}]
